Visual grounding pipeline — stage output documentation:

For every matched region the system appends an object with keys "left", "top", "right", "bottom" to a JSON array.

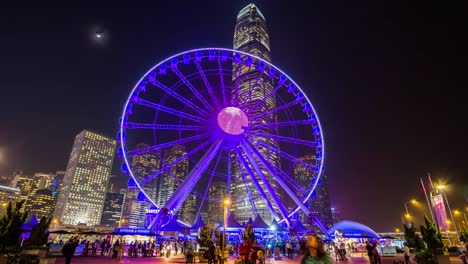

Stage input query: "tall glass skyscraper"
[
  {"left": 208, "top": 181, "right": 227, "bottom": 225},
  {"left": 53, "top": 130, "right": 116, "bottom": 226},
  {"left": 121, "top": 143, "right": 161, "bottom": 228},
  {"left": 231, "top": 3, "right": 280, "bottom": 225},
  {"left": 294, "top": 154, "right": 333, "bottom": 229},
  {"left": 157, "top": 145, "right": 188, "bottom": 207}
]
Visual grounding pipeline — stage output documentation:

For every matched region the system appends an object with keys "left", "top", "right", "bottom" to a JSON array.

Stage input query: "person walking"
[
  {"left": 372, "top": 241, "right": 381, "bottom": 264},
  {"left": 403, "top": 242, "right": 411, "bottom": 264},
  {"left": 366, "top": 241, "right": 375, "bottom": 264},
  {"left": 300, "top": 235, "right": 333, "bottom": 264},
  {"left": 286, "top": 241, "right": 293, "bottom": 259},
  {"left": 61, "top": 237, "right": 79, "bottom": 264}
]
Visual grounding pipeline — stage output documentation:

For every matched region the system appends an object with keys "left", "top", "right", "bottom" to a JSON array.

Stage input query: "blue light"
[
  {"left": 209, "top": 50, "right": 216, "bottom": 61},
  {"left": 126, "top": 105, "right": 133, "bottom": 115},
  {"left": 234, "top": 53, "right": 241, "bottom": 64},
  {"left": 121, "top": 162, "right": 129, "bottom": 174},
  {"left": 302, "top": 103, "right": 311, "bottom": 113},
  {"left": 183, "top": 54, "right": 190, "bottom": 64},
  {"left": 268, "top": 68, "right": 275, "bottom": 77},
  {"left": 258, "top": 62, "right": 265, "bottom": 71},
  {"left": 295, "top": 93, "right": 304, "bottom": 102},
  {"left": 116, "top": 147, "right": 123, "bottom": 158},
  {"left": 279, "top": 75, "right": 286, "bottom": 85},
  {"left": 170, "top": 58, "right": 178, "bottom": 69},
  {"left": 245, "top": 57, "right": 253, "bottom": 66},
  {"left": 221, "top": 51, "right": 228, "bottom": 61},
  {"left": 160, "top": 64, "right": 167, "bottom": 75},
  {"left": 137, "top": 191, "right": 146, "bottom": 202},
  {"left": 288, "top": 83, "right": 296, "bottom": 93},
  {"left": 195, "top": 51, "right": 203, "bottom": 61}
]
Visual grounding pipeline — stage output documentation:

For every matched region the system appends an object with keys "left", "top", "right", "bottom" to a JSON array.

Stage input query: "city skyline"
[{"left": 0, "top": 2, "right": 466, "bottom": 231}]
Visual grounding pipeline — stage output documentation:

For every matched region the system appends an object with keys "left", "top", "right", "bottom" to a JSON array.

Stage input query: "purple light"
[{"left": 217, "top": 107, "right": 248, "bottom": 135}]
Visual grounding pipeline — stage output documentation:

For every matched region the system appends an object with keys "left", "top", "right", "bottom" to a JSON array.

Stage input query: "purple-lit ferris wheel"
[{"left": 118, "top": 48, "right": 327, "bottom": 233}]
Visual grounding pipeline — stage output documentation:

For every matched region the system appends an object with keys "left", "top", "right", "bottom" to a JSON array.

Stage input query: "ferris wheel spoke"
[
  {"left": 131, "top": 97, "right": 210, "bottom": 124},
  {"left": 139, "top": 139, "right": 213, "bottom": 186},
  {"left": 250, "top": 100, "right": 299, "bottom": 122},
  {"left": 234, "top": 147, "right": 280, "bottom": 222},
  {"left": 194, "top": 60, "right": 221, "bottom": 111},
  {"left": 246, "top": 131, "right": 319, "bottom": 148},
  {"left": 126, "top": 133, "right": 210, "bottom": 157},
  {"left": 217, "top": 58, "right": 227, "bottom": 107},
  {"left": 240, "top": 73, "right": 262, "bottom": 110},
  {"left": 257, "top": 141, "right": 318, "bottom": 172},
  {"left": 234, "top": 153, "right": 258, "bottom": 218},
  {"left": 239, "top": 140, "right": 292, "bottom": 225},
  {"left": 246, "top": 119, "right": 314, "bottom": 130},
  {"left": 226, "top": 150, "right": 231, "bottom": 196},
  {"left": 149, "top": 78, "right": 210, "bottom": 117},
  {"left": 172, "top": 68, "right": 216, "bottom": 113},
  {"left": 193, "top": 149, "right": 223, "bottom": 224},
  {"left": 242, "top": 140, "right": 309, "bottom": 219},
  {"left": 125, "top": 122, "right": 210, "bottom": 131},
  {"left": 246, "top": 83, "right": 285, "bottom": 115},
  {"left": 148, "top": 137, "right": 224, "bottom": 230}
]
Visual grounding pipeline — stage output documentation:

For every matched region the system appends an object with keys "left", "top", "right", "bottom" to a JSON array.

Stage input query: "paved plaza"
[{"left": 52, "top": 253, "right": 463, "bottom": 264}]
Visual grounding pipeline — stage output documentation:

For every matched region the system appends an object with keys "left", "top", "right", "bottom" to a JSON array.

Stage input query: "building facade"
[
  {"left": 29, "top": 188, "right": 55, "bottom": 220},
  {"left": 157, "top": 145, "right": 188, "bottom": 208},
  {"left": 207, "top": 181, "right": 227, "bottom": 225},
  {"left": 0, "top": 185, "right": 20, "bottom": 216},
  {"left": 101, "top": 191, "right": 125, "bottom": 227},
  {"left": 53, "top": 130, "right": 116, "bottom": 226},
  {"left": 120, "top": 143, "right": 161, "bottom": 229},
  {"left": 231, "top": 3, "right": 280, "bottom": 225},
  {"left": 25, "top": 172, "right": 55, "bottom": 211},
  {"left": 294, "top": 154, "right": 333, "bottom": 229}
]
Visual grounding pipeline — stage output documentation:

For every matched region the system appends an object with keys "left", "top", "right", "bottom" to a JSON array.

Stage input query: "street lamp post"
[
  {"left": 223, "top": 198, "right": 231, "bottom": 263},
  {"left": 403, "top": 199, "right": 417, "bottom": 225}
]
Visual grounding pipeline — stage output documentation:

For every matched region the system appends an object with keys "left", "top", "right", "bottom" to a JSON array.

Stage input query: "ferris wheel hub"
[{"left": 217, "top": 107, "right": 249, "bottom": 135}]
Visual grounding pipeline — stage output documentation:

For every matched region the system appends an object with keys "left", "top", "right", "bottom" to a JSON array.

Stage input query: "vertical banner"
[{"left": 432, "top": 194, "right": 448, "bottom": 230}]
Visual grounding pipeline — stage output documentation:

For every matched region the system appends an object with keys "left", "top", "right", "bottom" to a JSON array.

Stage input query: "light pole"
[
  {"left": 437, "top": 185, "right": 460, "bottom": 244},
  {"left": 403, "top": 199, "right": 417, "bottom": 225},
  {"left": 223, "top": 198, "right": 231, "bottom": 263}
]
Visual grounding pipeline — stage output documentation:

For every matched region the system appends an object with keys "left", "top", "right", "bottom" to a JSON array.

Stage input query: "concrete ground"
[{"left": 52, "top": 253, "right": 463, "bottom": 264}]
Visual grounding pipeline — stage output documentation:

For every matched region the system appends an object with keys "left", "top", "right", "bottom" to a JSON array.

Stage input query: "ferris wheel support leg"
[
  {"left": 147, "top": 137, "right": 223, "bottom": 231},
  {"left": 234, "top": 148, "right": 280, "bottom": 222},
  {"left": 239, "top": 140, "right": 291, "bottom": 226},
  {"left": 242, "top": 140, "right": 329, "bottom": 235}
]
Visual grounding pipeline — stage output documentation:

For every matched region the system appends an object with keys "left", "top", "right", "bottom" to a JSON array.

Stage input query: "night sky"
[{"left": 0, "top": 1, "right": 466, "bottom": 231}]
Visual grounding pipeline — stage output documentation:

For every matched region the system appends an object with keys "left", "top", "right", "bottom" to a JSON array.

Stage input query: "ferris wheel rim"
[{"left": 119, "top": 47, "right": 326, "bottom": 224}]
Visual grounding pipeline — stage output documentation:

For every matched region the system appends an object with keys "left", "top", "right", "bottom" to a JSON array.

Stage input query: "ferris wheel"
[{"left": 118, "top": 48, "right": 327, "bottom": 233}]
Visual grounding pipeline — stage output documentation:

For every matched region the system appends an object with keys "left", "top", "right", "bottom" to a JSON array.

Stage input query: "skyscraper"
[
  {"left": 53, "top": 130, "right": 116, "bottom": 226},
  {"left": 231, "top": 3, "right": 280, "bottom": 225},
  {"left": 29, "top": 188, "right": 55, "bottom": 220},
  {"left": 331, "top": 207, "right": 342, "bottom": 225},
  {"left": 0, "top": 185, "right": 20, "bottom": 216},
  {"left": 101, "top": 190, "right": 125, "bottom": 227},
  {"left": 294, "top": 154, "right": 333, "bottom": 229},
  {"left": 178, "top": 193, "right": 197, "bottom": 225},
  {"left": 157, "top": 145, "right": 188, "bottom": 208},
  {"left": 121, "top": 143, "right": 161, "bottom": 228},
  {"left": 208, "top": 181, "right": 227, "bottom": 225},
  {"left": 25, "top": 172, "right": 55, "bottom": 211},
  {"left": 11, "top": 170, "right": 32, "bottom": 202}
]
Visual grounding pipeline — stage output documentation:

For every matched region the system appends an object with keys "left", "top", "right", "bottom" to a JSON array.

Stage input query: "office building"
[
  {"left": 231, "top": 3, "right": 280, "bottom": 225},
  {"left": 294, "top": 154, "right": 333, "bottom": 229},
  {"left": 101, "top": 191, "right": 125, "bottom": 227},
  {"left": 53, "top": 130, "right": 116, "bottom": 226},
  {"left": 29, "top": 188, "right": 55, "bottom": 220}
]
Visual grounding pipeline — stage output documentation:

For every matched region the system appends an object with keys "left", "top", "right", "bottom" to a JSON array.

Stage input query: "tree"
[
  {"left": 23, "top": 216, "right": 52, "bottom": 248},
  {"left": 0, "top": 200, "right": 28, "bottom": 251},
  {"left": 460, "top": 228, "right": 468, "bottom": 244},
  {"left": 420, "top": 215, "right": 444, "bottom": 254},
  {"left": 404, "top": 222, "right": 425, "bottom": 251},
  {"left": 197, "top": 225, "right": 213, "bottom": 248},
  {"left": 242, "top": 224, "right": 255, "bottom": 243}
]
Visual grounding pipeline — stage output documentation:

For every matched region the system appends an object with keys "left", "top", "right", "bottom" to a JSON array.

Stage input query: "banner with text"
[{"left": 432, "top": 194, "right": 448, "bottom": 230}]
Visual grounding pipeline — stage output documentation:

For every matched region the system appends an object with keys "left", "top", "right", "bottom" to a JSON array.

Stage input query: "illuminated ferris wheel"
[{"left": 118, "top": 48, "right": 327, "bottom": 232}]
